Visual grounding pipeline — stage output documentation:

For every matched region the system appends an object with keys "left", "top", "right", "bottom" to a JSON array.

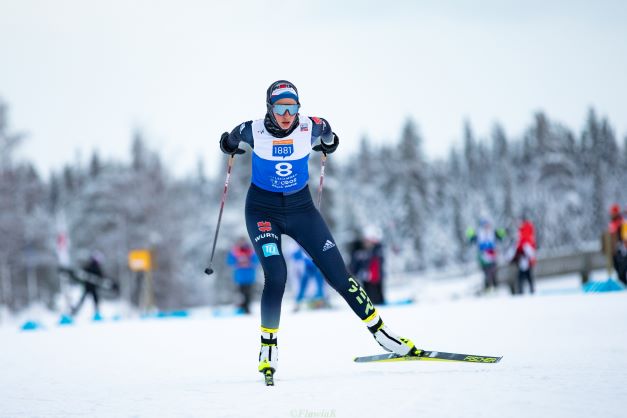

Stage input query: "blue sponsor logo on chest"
[
  {"left": 272, "top": 139, "right": 294, "bottom": 158},
  {"left": 262, "top": 243, "right": 280, "bottom": 257}
]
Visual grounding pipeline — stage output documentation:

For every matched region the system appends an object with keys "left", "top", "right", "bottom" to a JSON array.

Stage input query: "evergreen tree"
[
  {"left": 356, "top": 136, "right": 374, "bottom": 183},
  {"left": 196, "top": 157, "right": 207, "bottom": 186},
  {"left": 89, "top": 151, "right": 102, "bottom": 178},
  {"left": 448, "top": 147, "right": 471, "bottom": 262},
  {"left": 397, "top": 118, "right": 427, "bottom": 269},
  {"left": 0, "top": 100, "right": 25, "bottom": 172},
  {"left": 48, "top": 173, "right": 61, "bottom": 213},
  {"left": 492, "top": 123, "right": 508, "bottom": 162},
  {"left": 491, "top": 123, "right": 514, "bottom": 225},
  {"left": 463, "top": 120, "right": 478, "bottom": 186},
  {"left": 582, "top": 109, "right": 606, "bottom": 234},
  {"left": 131, "top": 130, "right": 147, "bottom": 172},
  {"left": 63, "top": 165, "right": 76, "bottom": 193}
]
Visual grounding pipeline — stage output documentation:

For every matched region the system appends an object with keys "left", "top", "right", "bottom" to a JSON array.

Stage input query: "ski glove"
[
  {"left": 219, "top": 132, "right": 245, "bottom": 155},
  {"left": 312, "top": 133, "right": 339, "bottom": 154}
]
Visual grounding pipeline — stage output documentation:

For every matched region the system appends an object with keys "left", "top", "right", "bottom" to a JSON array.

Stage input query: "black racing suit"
[{"left": 227, "top": 115, "right": 375, "bottom": 329}]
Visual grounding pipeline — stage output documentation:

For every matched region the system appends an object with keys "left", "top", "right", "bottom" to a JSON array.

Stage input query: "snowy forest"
[{"left": 1, "top": 97, "right": 626, "bottom": 312}]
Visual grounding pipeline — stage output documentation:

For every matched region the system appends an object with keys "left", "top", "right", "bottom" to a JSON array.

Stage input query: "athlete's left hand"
[{"left": 313, "top": 133, "right": 339, "bottom": 154}]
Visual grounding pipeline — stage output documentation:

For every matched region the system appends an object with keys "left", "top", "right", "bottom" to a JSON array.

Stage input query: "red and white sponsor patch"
[{"left": 257, "top": 221, "right": 272, "bottom": 232}]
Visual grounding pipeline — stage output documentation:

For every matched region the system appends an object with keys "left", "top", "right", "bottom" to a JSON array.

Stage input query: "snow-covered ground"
[{"left": 2, "top": 275, "right": 627, "bottom": 418}]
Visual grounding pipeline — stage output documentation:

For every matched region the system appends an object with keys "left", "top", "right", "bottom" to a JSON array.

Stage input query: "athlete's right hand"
[{"left": 219, "top": 132, "right": 245, "bottom": 155}]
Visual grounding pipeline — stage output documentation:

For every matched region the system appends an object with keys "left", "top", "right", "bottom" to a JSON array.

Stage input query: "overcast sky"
[{"left": 1, "top": 0, "right": 626, "bottom": 178}]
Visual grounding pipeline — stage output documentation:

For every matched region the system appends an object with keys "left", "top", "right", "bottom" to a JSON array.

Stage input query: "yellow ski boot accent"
[
  {"left": 399, "top": 338, "right": 422, "bottom": 357},
  {"left": 371, "top": 323, "right": 421, "bottom": 356},
  {"left": 258, "top": 359, "right": 273, "bottom": 373}
]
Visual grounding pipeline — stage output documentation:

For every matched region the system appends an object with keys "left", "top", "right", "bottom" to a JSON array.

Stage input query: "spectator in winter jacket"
[
  {"left": 607, "top": 204, "right": 624, "bottom": 240},
  {"left": 607, "top": 204, "right": 624, "bottom": 280},
  {"left": 467, "top": 218, "right": 506, "bottom": 292},
  {"left": 292, "top": 246, "right": 326, "bottom": 311},
  {"left": 71, "top": 251, "right": 105, "bottom": 318},
  {"left": 350, "top": 226, "right": 386, "bottom": 305},
  {"left": 613, "top": 223, "right": 627, "bottom": 286},
  {"left": 512, "top": 218, "right": 537, "bottom": 294},
  {"left": 227, "top": 237, "right": 259, "bottom": 314}
]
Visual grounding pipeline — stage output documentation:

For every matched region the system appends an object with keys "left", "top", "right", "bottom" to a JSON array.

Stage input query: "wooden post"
[
  {"left": 143, "top": 270, "right": 155, "bottom": 313},
  {"left": 128, "top": 249, "right": 154, "bottom": 313}
]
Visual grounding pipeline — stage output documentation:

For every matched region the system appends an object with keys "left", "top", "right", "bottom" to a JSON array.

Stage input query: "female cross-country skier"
[{"left": 219, "top": 80, "right": 420, "bottom": 379}]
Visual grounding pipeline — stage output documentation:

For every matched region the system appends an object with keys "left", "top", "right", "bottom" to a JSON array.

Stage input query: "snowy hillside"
[{"left": 2, "top": 287, "right": 627, "bottom": 418}]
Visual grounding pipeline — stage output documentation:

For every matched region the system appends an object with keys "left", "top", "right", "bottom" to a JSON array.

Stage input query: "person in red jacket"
[
  {"left": 614, "top": 223, "right": 627, "bottom": 286},
  {"left": 512, "top": 218, "right": 537, "bottom": 294},
  {"left": 350, "top": 226, "right": 386, "bottom": 305},
  {"left": 608, "top": 204, "right": 624, "bottom": 237},
  {"left": 607, "top": 204, "right": 624, "bottom": 280}
]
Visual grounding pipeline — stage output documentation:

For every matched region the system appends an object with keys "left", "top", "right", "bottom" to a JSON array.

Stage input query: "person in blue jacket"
[
  {"left": 292, "top": 246, "right": 326, "bottom": 311},
  {"left": 219, "top": 80, "right": 419, "bottom": 377},
  {"left": 227, "top": 237, "right": 259, "bottom": 314},
  {"left": 466, "top": 218, "right": 506, "bottom": 292}
]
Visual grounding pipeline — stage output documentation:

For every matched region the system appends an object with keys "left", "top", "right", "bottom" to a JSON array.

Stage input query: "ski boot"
[
  {"left": 259, "top": 327, "right": 278, "bottom": 385},
  {"left": 364, "top": 311, "right": 422, "bottom": 357}
]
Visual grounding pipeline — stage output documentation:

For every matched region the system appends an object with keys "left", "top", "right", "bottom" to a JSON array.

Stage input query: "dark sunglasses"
[{"left": 272, "top": 104, "right": 299, "bottom": 116}]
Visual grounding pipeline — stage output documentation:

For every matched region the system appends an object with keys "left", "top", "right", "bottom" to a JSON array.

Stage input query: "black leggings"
[
  {"left": 245, "top": 184, "right": 375, "bottom": 329},
  {"left": 72, "top": 284, "right": 99, "bottom": 315},
  {"left": 518, "top": 269, "right": 535, "bottom": 294}
]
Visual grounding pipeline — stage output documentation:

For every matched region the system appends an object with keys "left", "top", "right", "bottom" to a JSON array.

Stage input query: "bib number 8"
[{"left": 275, "top": 162, "right": 293, "bottom": 177}]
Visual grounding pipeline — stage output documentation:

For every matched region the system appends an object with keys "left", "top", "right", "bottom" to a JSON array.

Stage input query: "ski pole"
[
  {"left": 204, "top": 155, "right": 235, "bottom": 276},
  {"left": 317, "top": 153, "right": 327, "bottom": 209}
]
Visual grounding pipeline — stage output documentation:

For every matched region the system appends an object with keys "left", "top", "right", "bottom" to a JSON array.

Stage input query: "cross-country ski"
[{"left": 354, "top": 350, "right": 503, "bottom": 364}]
